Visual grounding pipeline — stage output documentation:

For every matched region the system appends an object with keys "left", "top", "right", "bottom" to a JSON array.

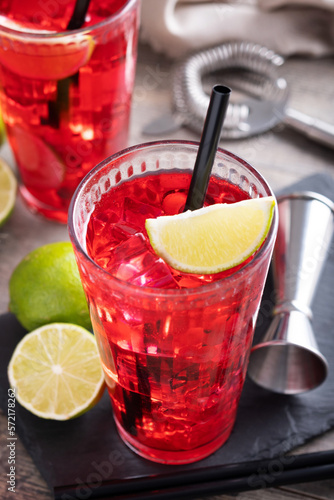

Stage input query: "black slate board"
[{"left": 1, "top": 173, "right": 334, "bottom": 499}]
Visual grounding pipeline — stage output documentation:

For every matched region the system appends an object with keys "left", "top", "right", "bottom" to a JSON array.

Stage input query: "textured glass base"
[{"left": 114, "top": 416, "right": 234, "bottom": 465}]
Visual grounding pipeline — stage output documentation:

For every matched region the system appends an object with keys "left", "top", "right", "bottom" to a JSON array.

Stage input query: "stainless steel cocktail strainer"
[{"left": 143, "top": 42, "right": 334, "bottom": 149}]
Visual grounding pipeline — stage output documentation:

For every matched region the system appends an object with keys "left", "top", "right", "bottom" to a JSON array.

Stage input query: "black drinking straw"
[
  {"left": 48, "top": 1, "right": 92, "bottom": 128},
  {"left": 67, "top": 0, "right": 92, "bottom": 30},
  {"left": 183, "top": 85, "right": 231, "bottom": 211}
]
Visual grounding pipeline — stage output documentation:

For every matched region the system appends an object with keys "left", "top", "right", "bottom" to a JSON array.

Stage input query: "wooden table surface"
[{"left": 0, "top": 43, "right": 334, "bottom": 500}]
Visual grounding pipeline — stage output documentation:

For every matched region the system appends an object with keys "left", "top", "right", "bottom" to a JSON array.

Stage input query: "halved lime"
[
  {"left": 145, "top": 196, "right": 276, "bottom": 274},
  {"left": 8, "top": 323, "right": 105, "bottom": 420},
  {"left": 0, "top": 157, "right": 17, "bottom": 228}
]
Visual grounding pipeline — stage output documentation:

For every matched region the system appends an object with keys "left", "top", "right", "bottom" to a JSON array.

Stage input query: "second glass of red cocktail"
[
  {"left": 0, "top": 0, "right": 140, "bottom": 222},
  {"left": 68, "top": 140, "right": 278, "bottom": 464}
]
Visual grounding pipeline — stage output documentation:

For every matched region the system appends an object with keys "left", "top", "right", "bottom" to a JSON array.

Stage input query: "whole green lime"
[{"left": 9, "top": 242, "right": 91, "bottom": 332}]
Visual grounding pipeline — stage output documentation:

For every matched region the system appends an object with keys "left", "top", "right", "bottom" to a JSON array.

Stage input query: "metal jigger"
[{"left": 248, "top": 191, "right": 334, "bottom": 394}]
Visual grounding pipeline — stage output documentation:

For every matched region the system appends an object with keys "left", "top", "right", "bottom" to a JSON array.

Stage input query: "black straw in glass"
[
  {"left": 67, "top": 0, "right": 91, "bottom": 30},
  {"left": 48, "top": 1, "right": 92, "bottom": 127},
  {"left": 183, "top": 85, "right": 231, "bottom": 212}
]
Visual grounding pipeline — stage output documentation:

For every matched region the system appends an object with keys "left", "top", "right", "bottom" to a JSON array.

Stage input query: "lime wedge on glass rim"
[
  {"left": 0, "top": 157, "right": 17, "bottom": 228},
  {"left": 0, "top": 18, "right": 94, "bottom": 80},
  {"left": 8, "top": 323, "right": 105, "bottom": 420},
  {"left": 145, "top": 196, "right": 276, "bottom": 274}
]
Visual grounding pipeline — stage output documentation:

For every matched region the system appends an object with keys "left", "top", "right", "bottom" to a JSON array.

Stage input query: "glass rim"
[
  {"left": 0, "top": 0, "right": 138, "bottom": 40},
  {"left": 68, "top": 139, "right": 278, "bottom": 298}
]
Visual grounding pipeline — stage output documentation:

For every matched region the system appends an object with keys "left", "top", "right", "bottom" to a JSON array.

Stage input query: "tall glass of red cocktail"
[
  {"left": 0, "top": 0, "right": 140, "bottom": 222},
  {"left": 68, "top": 140, "right": 278, "bottom": 464}
]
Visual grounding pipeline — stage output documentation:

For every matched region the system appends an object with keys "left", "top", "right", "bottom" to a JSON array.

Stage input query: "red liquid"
[
  {"left": 0, "top": 0, "right": 139, "bottom": 222},
  {"left": 87, "top": 172, "right": 253, "bottom": 287},
  {"left": 84, "top": 172, "right": 270, "bottom": 463},
  {"left": 0, "top": 0, "right": 128, "bottom": 31}
]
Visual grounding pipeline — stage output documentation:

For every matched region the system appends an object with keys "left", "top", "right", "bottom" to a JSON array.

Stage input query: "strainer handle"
[{"left": 284, "top": 108, "right": 334, "bottom": 150}]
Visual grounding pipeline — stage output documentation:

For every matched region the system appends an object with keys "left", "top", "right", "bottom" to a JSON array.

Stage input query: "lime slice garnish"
[
  {"left": 8, "top": 323, "right": 105, "bottom": 420},
  {"left": 145, "top": 196, "right": 276, "bottom": 274},
  {"left": 0, "top": 27, "right": 94, "bottom": 80},
  {"left": 0, "top": 157, "right": 17, "bottom": 228}
]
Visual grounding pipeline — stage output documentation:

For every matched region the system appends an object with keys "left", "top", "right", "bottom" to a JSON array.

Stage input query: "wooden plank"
[
  {"left": 281, "top": 483, "right": 334, "bottom": 500},
  {"left": 206, "top": 486, "right": 332, "bottom": 500}
]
